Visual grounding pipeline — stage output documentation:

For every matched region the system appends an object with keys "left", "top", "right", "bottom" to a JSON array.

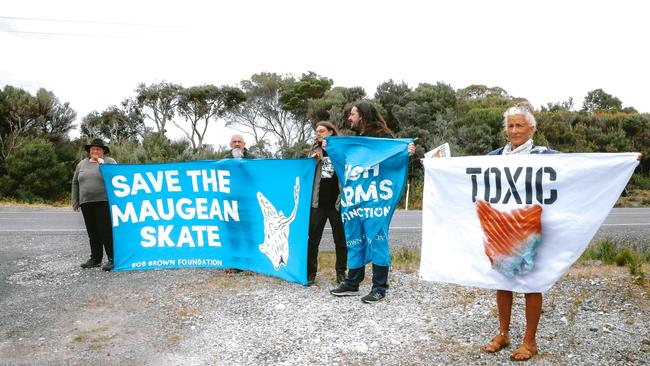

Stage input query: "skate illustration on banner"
[{"left": 257, "top": 177, "right": 300, "bottom": 270}]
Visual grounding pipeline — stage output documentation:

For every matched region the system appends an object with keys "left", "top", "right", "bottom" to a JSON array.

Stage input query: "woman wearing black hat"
[{"left": 72, "top": 138, "right": 117, "bottom": 271}]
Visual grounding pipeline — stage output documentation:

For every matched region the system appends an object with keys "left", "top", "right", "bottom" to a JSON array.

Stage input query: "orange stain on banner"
[{"left": 476, "top": 200, "right": 542, "bottom": 276}]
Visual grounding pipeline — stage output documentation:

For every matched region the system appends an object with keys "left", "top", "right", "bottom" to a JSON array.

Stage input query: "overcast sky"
[{"left": 2, "top": 0, "right": 649, "bottom": 148}]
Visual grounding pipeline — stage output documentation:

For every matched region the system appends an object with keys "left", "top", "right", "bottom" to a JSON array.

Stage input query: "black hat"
[{"left": 84, "top": 138, "right": 110, "bottom": 154}]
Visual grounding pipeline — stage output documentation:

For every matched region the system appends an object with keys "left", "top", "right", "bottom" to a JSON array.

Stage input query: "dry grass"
[
  {"left": 315, "top": 252, "right": 340, "bottom": 281},
  {"left": 0, "top": 197, "right": 70, "bottom": 208},
  {"left": 70, "top": 325, "right": 111, "bottom": 351},
  {"left": 84, "top": 294, "right": 112, "bottom": 307},
  {"left": 204, "top": 270, "right": 281, "bottom": 289},
  {"left": 567, "top": 262, "right": 650, "bottom": 304},
  {"left": 615, "top": 188, "right": 650, "bottom": 207},
  {"left": 315, "top": 248, "right": 422, "bottom": 275},
  {"left": 391, "top": 248, "right": 421, "bottom": 273},
  {"left": 177, "top": 306, "right": 201, "bottom": 320},
  {"left": 88, "top": 334, "right": 111, "bottom": 351},
  {"left": 87, "top": 325, "right": 109, "bottom": 333},
  {"left": 167, "top": 332, "right": 181, "bottom": 344}
]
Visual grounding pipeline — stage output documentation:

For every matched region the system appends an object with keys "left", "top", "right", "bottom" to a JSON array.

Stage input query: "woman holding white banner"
[{"left": 482, "top": 102, "right": 557, "bottom": 361}]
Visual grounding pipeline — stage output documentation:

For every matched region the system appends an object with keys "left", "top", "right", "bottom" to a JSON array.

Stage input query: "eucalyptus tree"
[
  {"left": 0, "top": 85, "right": 38, "bottom": 160},
  {"left": 307, "top": 86, "right": 366, "bottom": 131},
  {"left": 279, "top": 71, "right": 333, "bottom": 123},
  {"left": 32, "top": 88, "right": 77, "bottom": 141},
  {"left": 176, "top": 85, "right": 245, "bottom": 150},
  {"left": 80, "top": 100, "right": 146, "bottom": 143},
  {"left": 135, "top": 82, "right": 182, "bottom": 135},
  {"left": 582, "top": 88, "right": 623, "bottom": 113},
  {"left": 228, "top": 72, "right": 323, "bottom": 156}
]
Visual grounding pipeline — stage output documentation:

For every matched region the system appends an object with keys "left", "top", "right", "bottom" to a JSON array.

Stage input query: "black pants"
[
  {"left": 307, "top": 206, "right": 347, "bottom": 280},
  {"left": 344, "top": 264, "right": 389, "bottom": 295},
  {"left": 80, "top": 201, "right": 113, "bottom": 262}
]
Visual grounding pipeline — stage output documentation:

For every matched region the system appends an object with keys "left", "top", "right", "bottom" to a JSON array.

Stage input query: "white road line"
[
  {"left": 2, "top": 224, "right": 648, "bottom": 233},
  {"left": 601, "top": 223, "right": 650, "bottom": 226}
]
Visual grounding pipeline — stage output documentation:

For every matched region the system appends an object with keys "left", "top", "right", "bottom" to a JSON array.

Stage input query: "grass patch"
[
  {"left": 580, "top": 239, "right": 618, "bottom": 264},
  {"left": 391, "top": 248, "right": 421, "bottom": 273},
  {"left": 70, "top": 325, "right": 111, "bottom": 351},
  {"left": 580, "top": 239, "right": 648, "bottom": 279},
  {"left": 0, "top": 198, "right": 67, "bottom": 208},
  {"left": 616, "top": 187, "right": 650, "bottom": 207},
  {"left": 88, "top": 335, "right": 110, "bottom": 351},
  {"left": 316, "top": 251, "right": 337, "bottom": 273},
  {"left": 630, "top": 175, "right": 650, "bottom": 190},
  {"left": 316, "top": 248, "right": 421, "bottom": 275},
  {"left": 398, "top": 180, "right": 424, "bottom": 210}
]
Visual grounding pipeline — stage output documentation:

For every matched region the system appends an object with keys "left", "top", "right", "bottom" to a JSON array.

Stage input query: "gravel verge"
[{"left": 0, "top": 232, "right": 649, "bottom": 365}]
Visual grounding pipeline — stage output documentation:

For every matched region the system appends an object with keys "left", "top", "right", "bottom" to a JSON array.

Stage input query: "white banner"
[{"left": 420, "top": 153, "right": 639, "bottom": 293}]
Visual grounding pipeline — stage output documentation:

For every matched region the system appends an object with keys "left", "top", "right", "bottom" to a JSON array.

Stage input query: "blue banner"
[
  {"left": 99, "top": 159, "right": 315, "bottom": 285},
  {"left": 324, "top": 136, "right": 411, "bottom": 268}
]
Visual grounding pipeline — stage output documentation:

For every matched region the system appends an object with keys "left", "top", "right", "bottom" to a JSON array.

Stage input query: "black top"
[
  {"left": 317, "top": 149, "right": 339, "bottom": 208},
  {"left": 360, "top": 128, "right": 394, "bottom": 138}
]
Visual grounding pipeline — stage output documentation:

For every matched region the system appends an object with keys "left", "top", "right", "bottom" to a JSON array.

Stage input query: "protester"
[
  {"left": 224, "top": 133, "right": 254, "bottom": 274},
  {"left": 307, "top": 121, "right": 347, "bottom": 285},
  {"left": 225, "top": 134, "right": 255, "bottom": 158},
  {"left": 327, "top": 101, "right": 414, "bottom": 303},
  {"left": 482, "top": 102, "right": 557, "bottom": 361},
  {"left": 72, "top": 138, "right": 117, "bottom": 271}
]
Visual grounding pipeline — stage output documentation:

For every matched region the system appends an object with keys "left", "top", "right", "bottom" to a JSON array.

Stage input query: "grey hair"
[{"left": 503, "top": 102, "right": 536, "bottom": 131}]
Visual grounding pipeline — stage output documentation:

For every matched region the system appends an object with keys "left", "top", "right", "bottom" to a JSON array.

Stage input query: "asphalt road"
[{"left": 1, "top": 206, "right": 648, "bottom": 249}]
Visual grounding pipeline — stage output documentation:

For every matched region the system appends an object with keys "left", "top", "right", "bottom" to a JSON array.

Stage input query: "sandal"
[
  {"left": 483, "top": 334, "right": 510, "bottom": 353},
  {"left": 510, "top": 344, "right": 538, "bottom": 361}
]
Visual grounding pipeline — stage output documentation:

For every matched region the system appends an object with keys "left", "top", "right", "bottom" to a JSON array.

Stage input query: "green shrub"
[
  {"left": 0, "top": 137, "right": 70, "bottom": 202},
  {"left": 109, "top": 134, "right": 191, "bottom": 164},
  {"left": 614, "top": 247, "right": 634, "bottom": 267},
  {"left": 580, "top": 239, "right": 617, "bottom": 264},
  {"left": 580, "top": 240, "right": 648, "bottom": 278},
  {"left": 630, "top": 174, "right": 650, "bottom": 190}
]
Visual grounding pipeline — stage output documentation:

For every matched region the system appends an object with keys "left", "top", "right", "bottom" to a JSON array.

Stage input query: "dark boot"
[
  {"left": 101, "top": 259, "right": 114, "bottom": 271},
  {"left": 371, "top": 264, "right": 389, "bottom": 295},
  {"left": 80, "top": 258, "right": 101, "bottom": 269},
  {"left": 336, "top": 270, "right": 346, "bottom": 284}
]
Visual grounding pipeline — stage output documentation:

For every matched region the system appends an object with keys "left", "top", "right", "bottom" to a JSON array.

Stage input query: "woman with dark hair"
[
  {"left": 306, "top": 121, "right": 347, "bottom": 285},
  {"left": 72, "top": 138, "right": 117, "bottom": 271},
  {"left": 328, "top": 101, "right": 414, "bottom": 303}
]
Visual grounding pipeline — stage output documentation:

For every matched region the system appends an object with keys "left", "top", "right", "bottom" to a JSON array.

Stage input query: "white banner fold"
[{"left": 419, "top": 153, "right": 639, "bottom": 293}]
